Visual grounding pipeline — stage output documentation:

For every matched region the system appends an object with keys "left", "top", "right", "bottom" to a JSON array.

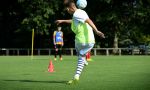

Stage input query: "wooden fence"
[{"left": 0, "top": 48, "right": 150, "bottom": 56}]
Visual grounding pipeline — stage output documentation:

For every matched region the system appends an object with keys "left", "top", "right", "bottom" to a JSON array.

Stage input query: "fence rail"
[{"left": 0, "top": 48, "right": 150, "bottom": 56}]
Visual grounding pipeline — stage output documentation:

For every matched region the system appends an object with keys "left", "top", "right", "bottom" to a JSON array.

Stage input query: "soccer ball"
[{"left": 76, "top": 0, "right": 87, "bottom": 9}]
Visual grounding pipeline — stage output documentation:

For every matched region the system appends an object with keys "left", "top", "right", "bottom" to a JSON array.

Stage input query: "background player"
[{"left": 53, "top": 26, "right": 64, "bottom": 61}]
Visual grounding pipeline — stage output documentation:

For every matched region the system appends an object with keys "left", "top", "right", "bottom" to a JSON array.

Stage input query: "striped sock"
[{"left": 74, "top": 57, "right": 85, "bottom": 79}]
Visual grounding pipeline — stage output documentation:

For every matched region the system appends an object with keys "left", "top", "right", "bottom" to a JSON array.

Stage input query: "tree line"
[{"left": 0, "top": 0, "right": 150, "bottom": 49}]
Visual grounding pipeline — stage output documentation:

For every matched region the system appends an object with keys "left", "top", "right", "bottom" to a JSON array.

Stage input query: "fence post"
[
  {"left": 106, "top": 49, "right": 109, "bottom": 56},
  {"left": 49, "top": 49, "right": 51, "bottom": 55},
  {"left": 6, "top": 49, "right": 9, "bottom": 56},
  {"left": 71, "top": 48, "right": 73, "bottom": 56},
  {"left": 119, "top": 48, "right": 121, "bottom": 56},
  {"left": 94, "top": 48, "right": 97, "bottom": 56},
  {"left": 38, "top": 49, "right": 40, "bottom": 55},
  {"left": 17, "top": 49, "right": 19, "bottom": 56},
  {"left": 28, "top": 49, "right": 30, "bottom": 56}
]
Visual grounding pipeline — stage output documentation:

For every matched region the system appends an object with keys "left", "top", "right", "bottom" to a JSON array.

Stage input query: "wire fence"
[{"left": 0, "top": 48, "right": 150, "bottom": 56}]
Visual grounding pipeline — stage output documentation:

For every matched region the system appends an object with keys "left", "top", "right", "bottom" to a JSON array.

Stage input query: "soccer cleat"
[
  {"left": 54, "top": 58, "right": 57, "bottom": 61},
  {"left": 84, "top": 61, "right": 88, "bottom": 66},
  {"left": 67, "top": 78, "right": 79, "bottom": 85},
  {"left": 60, "top": 57, "right": 63, "bottom": 61}
]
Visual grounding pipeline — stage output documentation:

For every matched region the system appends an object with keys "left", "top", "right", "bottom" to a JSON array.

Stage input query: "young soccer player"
[
  {"left": 53, "top": 26, "right": 64, "bottom": 61},
  {"left": 56, "top": 0, "right": 105, "bottom": 84}
]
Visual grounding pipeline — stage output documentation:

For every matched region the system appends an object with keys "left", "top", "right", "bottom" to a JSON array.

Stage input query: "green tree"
[
  {"left": 17, "top": 0, "right": 65, "bottom": 48},
  {"left": 0, "top": 0, "right": 150, "bottom": 49},
  {"left": 87, "top": 0, "right": 150, "bottom": 52}
]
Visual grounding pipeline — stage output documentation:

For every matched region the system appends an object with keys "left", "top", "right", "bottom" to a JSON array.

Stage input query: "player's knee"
[{"left": 79, "top": 53, "right": 86, "bottom": 57}]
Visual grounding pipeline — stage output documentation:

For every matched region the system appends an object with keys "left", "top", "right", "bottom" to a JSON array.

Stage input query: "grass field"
[{"left": 0, "top": 56, "right": 150, "bottom": 90}]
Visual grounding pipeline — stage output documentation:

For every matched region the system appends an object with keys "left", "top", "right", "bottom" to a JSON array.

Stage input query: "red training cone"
[
  {"left": 48, "top": 60, "right": 54, "bottom": 72},
  {"left": 86, "top": 52, "right": 92, "bottom": 61},
  {"left": 86, "top": 52, "right": 90, "bottom": 60}
]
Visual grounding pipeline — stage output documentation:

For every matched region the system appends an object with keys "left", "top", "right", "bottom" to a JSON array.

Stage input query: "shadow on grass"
[{"left": 3, "top": 80, "right": 67, "bottom": 84}]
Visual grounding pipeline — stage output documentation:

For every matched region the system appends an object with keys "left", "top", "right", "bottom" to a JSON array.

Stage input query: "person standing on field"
[{"left": 53, "top": 26, "right": 64, "bottom": 61}]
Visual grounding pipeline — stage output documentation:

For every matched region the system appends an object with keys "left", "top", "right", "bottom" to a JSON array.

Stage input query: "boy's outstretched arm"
[
  {"left": 53, "top": 31, "right": 56, "bottom": 45},
  {"left": 55, "top": 19, "right": 72, "bottom": 25},
  {"left": 85, "top": 19, "right": 105, "bottom": 38}
]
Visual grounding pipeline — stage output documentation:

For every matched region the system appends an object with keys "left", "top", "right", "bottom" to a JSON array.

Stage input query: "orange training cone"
[{"left": 48, "top": 60, "right": 54, "bottom": 72}]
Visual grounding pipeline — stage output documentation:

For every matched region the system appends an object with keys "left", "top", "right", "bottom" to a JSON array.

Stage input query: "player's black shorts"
[{"left": 55, "top": 44, "right": 62, "bottom": 49}]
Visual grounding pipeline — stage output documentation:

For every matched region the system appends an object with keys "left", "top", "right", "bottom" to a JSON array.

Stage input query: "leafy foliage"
[{"left": 0, "top": 0, "right": 150, "bottom": 48}]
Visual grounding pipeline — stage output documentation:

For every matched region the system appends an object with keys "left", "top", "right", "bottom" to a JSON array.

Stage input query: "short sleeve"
[
  {"left": 53, "top": 31, "right": 56, "bottom": 36},
  {"left": 73, "top": 9, "right": 89, "bottom": 23}
]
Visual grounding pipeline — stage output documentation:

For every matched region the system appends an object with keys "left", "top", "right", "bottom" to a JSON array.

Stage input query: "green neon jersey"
[{"left": 71, "top": 20, "right": 95, "bottom": 44}]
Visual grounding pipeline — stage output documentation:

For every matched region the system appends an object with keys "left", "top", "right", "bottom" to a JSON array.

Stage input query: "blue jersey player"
[{"left": 53, "top": 26, "right": 64, "bottom": 60}]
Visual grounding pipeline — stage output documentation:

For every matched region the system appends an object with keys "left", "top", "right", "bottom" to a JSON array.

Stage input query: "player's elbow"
[{"left": 85, "top": 19, "right": 92, "bottom": 24}]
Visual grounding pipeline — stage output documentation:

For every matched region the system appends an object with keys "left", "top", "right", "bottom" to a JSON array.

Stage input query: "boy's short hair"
[{"left": 64, "top": 0, "right": 75, "bottom": 7}]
